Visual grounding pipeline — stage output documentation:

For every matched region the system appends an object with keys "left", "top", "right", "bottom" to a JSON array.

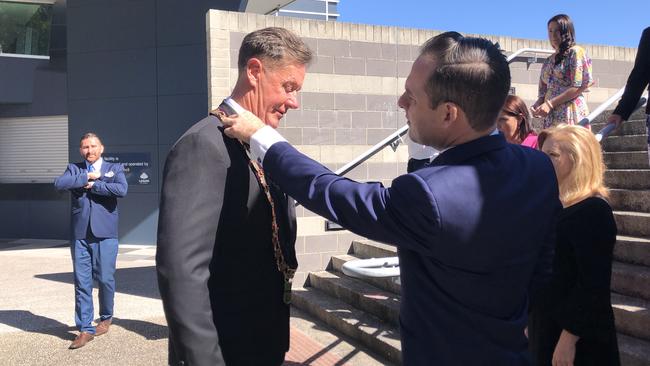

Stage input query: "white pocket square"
[{"left": 105, "top": 171, "right": 115, "bottom": 178}]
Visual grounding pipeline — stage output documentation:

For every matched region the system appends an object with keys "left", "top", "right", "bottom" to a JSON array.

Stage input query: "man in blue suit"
[
  {"left": 54, "top": 132, "right": 128, "bottom": 349},
  {"left": 221, "top": 32, "right": 561, "bottom": 365}
]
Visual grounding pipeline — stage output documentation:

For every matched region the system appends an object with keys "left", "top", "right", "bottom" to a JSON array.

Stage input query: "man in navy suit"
[
  {"left": 54, "top": 132, "right": 128, "bottom": 349},
  {"left": 221, "top": 32, "right": 561, "bottom": 365}
]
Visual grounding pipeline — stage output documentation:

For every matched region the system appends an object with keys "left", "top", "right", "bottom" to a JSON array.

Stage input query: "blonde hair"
[{"left": 538, "top": 124, "right": 608, "bottom": 206}]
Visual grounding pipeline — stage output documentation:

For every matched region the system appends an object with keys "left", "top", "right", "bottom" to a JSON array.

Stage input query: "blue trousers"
[{"left": 71, "top": 236, "right": 118, "bottom": 334}]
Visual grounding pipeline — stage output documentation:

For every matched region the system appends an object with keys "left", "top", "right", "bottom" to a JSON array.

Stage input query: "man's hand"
[
  {"left": 552, "top": 330, "right": 578, "bottom": 366},
  {"left": 88, "top": 171, "right": 101, "bottom": 180},
  {"left": 220, "top": 110, "right": 266, "bottom": 144},
  {"left": 607, "top": 113, "right": 624, "bottom": 130},
  {"left": 84, "top": 181, "right": 95, "bottom": 189}
]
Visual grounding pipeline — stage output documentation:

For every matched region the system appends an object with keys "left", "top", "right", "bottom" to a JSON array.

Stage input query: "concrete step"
[
  {"left": 605, "top": 170, "right": 650, "bottom": 190},
  {"left": 605, "top": 151, "right": 650, "bottom": 169},
  {"left": 308, "top": 271, "right": 400, "bottom": 326},
  {"left": 614, "top": 236, "right": 650, "bottom": 267},
  {"left": 619, "top": 333, "right": 650, "bottom": 366},
  {"left": 593, "top": 118, "right": 647, "bottom": 136},
  {"left": 290, "top": 307, "right": 394, "bottom": 366},
  {"left": 614, "top": 211, "right": 650, "bottom": 238},
  {"left": 331, "top": 254, "right": 401, "bottom": 295},
  {"left": 351, "top": 240, "right": 397, "bottom": 259},
  {"left": 612, "top": 262, "right": 650, "bottom": 302},
  {"left": 612, "top": 292, "right": 650, "bottom": 341},
  {"left": 609, "top": 189, "right": 650, "bottom": 213},
  {"left": 602, "top": 135, "right": 649, "bottom": 152},
  {"left": 292, "top": 286, "right": 402, "bottom": 364}
]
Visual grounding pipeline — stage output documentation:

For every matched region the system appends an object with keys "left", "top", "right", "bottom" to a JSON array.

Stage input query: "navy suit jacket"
[
  {"left": 262, "top": 133, "right": 561, "bottom": 365},
  {"left": 54, "top": 161, "right": 128, "bottom": 239}
]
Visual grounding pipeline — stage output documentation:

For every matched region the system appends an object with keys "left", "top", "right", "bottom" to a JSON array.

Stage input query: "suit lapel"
[{"left": 216, "top": 100, "right": 298, "bottom": 265}]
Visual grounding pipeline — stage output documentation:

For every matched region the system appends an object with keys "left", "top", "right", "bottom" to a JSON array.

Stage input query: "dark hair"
[
  {"left": 80, "top": 132, "right": 102, "bottom": 146},
  {"left": 420, "top": 32, "right": 511, "bottom": 132},
  {"left": 502, "top": 95, "right": 534, "bottom": 142},
  {"left": 237, "top": 27, "right": 313, "bottom": 71},
  {"left": 548, "top": 14, "right": 576, "bottom": 66}
]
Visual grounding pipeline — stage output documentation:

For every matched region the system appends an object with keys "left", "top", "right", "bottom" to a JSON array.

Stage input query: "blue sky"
[{"left": 338, "top": 0, "right": 648, "bottom": 48}]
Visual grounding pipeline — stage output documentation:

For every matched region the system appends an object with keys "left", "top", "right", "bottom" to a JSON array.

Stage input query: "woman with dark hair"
[
  {"left": 497, "top": 95, "right": 538, "bottom": 148},
  {"left": 532, "top": 14, "right": 593, "bottom": 128}
]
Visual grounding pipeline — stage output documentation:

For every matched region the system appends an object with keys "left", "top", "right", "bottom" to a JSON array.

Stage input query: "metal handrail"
[
  {"left": 590, "top": 92, "right": 648, "bottom": 141},
  {"left": 335, "top": 125, "right": 409, "bottom": 176},
  {"left": 505, "top": 48, "right": 555, "bottom": 63}
]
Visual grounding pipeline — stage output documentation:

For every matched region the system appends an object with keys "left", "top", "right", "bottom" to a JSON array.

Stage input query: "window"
[{"left": 0, "top": 1, "right": 53, "bottom": 56}]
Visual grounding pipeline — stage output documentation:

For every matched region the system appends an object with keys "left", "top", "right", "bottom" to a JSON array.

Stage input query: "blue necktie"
[{"left": 88, "top": 165, "right": 94, "bottom": 173}]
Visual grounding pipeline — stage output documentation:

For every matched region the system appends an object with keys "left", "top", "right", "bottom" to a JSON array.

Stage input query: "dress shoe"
[
  {"left": 69, "top": 332, "right": 94, "bottom": 349},
  {"left": 95, "top": 319, "right": 112, "bottom": 336}
]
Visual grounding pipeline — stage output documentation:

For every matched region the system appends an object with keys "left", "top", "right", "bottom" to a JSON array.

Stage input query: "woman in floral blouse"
[{"left": 532, "top": 14, "right": 593, "bottom": 128}]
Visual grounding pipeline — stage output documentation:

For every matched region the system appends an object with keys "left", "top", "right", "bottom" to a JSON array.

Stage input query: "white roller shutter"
[{"left": 0, "top": 115, "right": 68, "bottom": 183}]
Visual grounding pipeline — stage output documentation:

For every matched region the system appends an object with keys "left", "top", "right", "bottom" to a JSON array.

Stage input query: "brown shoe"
[
  {"left": 69, "top": 332, "right": 94, "bottom": 349},
  {"left": 95, "top": 319, "right": 112, "bottom": 336}
]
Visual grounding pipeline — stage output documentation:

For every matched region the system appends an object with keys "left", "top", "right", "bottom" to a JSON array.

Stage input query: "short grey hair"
[
  {"left": 237, "top": 27, "right": 313, "bottom": 71},
  {"left": 420, "top": 32, "right": 511, "bottom": 132}
]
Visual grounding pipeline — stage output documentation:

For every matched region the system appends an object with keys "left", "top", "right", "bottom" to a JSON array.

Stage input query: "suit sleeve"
[
  {"left": 613, "top": 27, "right": 650, "bottom": 120},
  {"left": 156, "top": 133, "right": 227, "bottom": 365},
  {"left": 264, "top": 142, "right": 440, "bottom": 255},
  {"left": 91, "top": 164, "right": 128, "bottom": 197},
  {"left": 555, "top": 200, "right": 617, "bottom": 340},
  {"left": 53, "top": 164, "right": 88, "bottom": 191}
]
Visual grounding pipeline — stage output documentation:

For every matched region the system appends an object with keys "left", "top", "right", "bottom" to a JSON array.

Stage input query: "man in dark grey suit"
[{"left": 156, "top": 27, "right": 312, "bottom": 366}]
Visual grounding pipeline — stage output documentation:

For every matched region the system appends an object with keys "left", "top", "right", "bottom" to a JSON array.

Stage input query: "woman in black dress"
[{"left": 531, "top": 124, "right": 620, "bottom": 366}]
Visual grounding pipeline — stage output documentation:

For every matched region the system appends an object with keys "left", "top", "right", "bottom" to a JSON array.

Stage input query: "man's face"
[
  {"left": 252, "top": 61, "right": 306, "bottom": 129},
  {"left": 79, "top": 137, "right": 104, "bottom": 164},
  {"left": 398, "top": 56, "right": 446, "bottom": 148}
]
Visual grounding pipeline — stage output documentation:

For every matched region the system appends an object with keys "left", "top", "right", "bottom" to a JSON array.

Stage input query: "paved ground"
[{"left": 0, "top": 239, "right": 386, "bottom": 366}]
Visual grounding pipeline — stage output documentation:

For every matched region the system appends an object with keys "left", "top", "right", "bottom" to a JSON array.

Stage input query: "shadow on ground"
[
  {"left": 0, "top": 310, "right": 76, "bottom": 341},
  {"left": 0, "top": 311, "right": 168, "bottom": 342},
  {"left": 34, "top": 266, "right": 160, "bottom": 300},
  {"left": 111, "top": 317, "right": 168, "bottom": 340}
]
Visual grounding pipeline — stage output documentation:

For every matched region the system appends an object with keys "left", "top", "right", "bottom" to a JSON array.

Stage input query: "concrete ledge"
[
  {"left": 614, "top": 236, "right": 650, "bottom": 267},
  {"left": 612, "top": 262, "right": 650, "bottom": 301},
  {"left": 605, "top": 152, "right": 650, "bottom": 169},
  {"left": 612, "top": 292, "right": 650, "bottom": 341},
  {"left": 614, "top": 211, "right": 650, "bottom": 237},
  {"left": 609, "top": 189, "right": 650, "bottom": 213},
  {"left": 606, "top": 170, "right": 650, "bottom": 190}
]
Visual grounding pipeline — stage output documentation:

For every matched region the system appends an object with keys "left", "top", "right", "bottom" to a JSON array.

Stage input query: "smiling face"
[
  {"left": 249, "top": 60, "right": 306, "bottom": 129},
  {"left": 79, "top": 137, "right": 104, "bottom": 164}
]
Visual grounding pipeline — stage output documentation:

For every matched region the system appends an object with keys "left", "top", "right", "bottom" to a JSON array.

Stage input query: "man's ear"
[
  {"left": 442, "top": 102, "right": 459, "bottom": 126},
  {"left": 246, "top": 58, "right": 263, "bottom": 87}
]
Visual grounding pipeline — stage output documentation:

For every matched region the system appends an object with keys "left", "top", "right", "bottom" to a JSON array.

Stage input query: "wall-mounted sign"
[{"left": 103, "top": 152, "right": 151, "bottom": 185}]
